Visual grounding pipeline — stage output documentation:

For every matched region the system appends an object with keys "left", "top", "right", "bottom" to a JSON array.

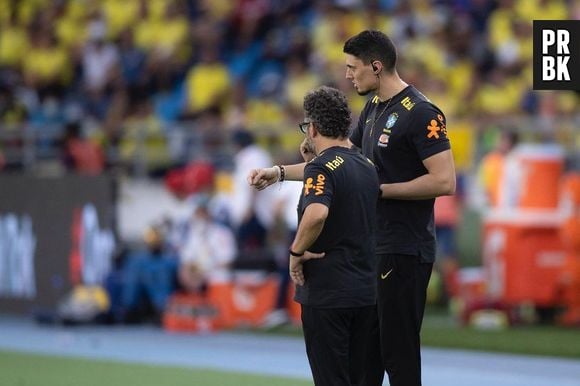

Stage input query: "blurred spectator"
[
  {"left": 117, "top": 29, "right": 147, "bottom": 97},
  {"left": 0, "top": 85, "right": 27, "bottom": 126},
  {"left": 61, "top": 121, "right": 105, "bottom": 174},
  {"left": 0, "top": 0, "right": 577, "bottom": 270},
  {"left": 515, "top": 0, "right": 568, "bottom": 21},
  {"left": 284, "top": 56, "right": 321, "bottom": 117},
  {"left": 466, "top": 0, "right": 497, "bottom": 34},
  {"left": 434, "top": 193, "right": 461, "bottom": 303},
  {"left": 0, "top": 0, "right": 577, "bottom": 174},
  {"left": 183, "top": 45, "right": 231, "bottom": 118},
  {"left": 224, "top": 81, "right": 249, "bottom": 130},
  {"left": 0, "top": 0, "right": 578, "bottom": 338},
  {"left": 149, "top": 1, "right": 190, "bottom": 62},
  {"left": 226, "top": 0, "right": 272, "bottom": 52},
  {"left": 165, "top": 160, "right": 215, "bottom": 200},
  {"left": 108, "top": 225, "right": 178, "bottom": 324},
  {"left": 244, "top": 90, "right": 286, "bottom": 131},
  {"left": 177, "top": 195, "right": 236, "bottom": 295},
  {"left": 82, "top": 22, "right": 120, "bottom": 120},
  {"left": 229, "top": 129, "right": 275, "bottom": 252},
  {"left": 102, "top": 0, "right": 141, "bottom": 40},
  {"left": 0, "top": 8, "right": 29, "bottom": 69},
  {"left": 163, "top": 156, "right": 233, "bottom": 233},
  {"left": 119, "top": 97, "right": 171, "bottom": 174},
  {"left": 473, "top": 68, "right": 525, "bottom": 117},
  {"left": 22, "top": 29, "right": 70, "bottom": 100},
  {"left": 478, "top": 129, "right": 520, "bottom": 208},
  {"left": 262, "top": 180, "right": 302, "bottom": 328},
  {"left": 54, "top": 1, "right": 88, "bottom": 50},
  {"left": 140, "top": 1, "right": 191, "bottom": 101}
]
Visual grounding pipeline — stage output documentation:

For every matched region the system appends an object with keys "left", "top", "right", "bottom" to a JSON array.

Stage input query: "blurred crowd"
[
  {"left": 1, "top": 0, "right": 579, "bottom": 324},
  {"left": 0, "top": 0, "right": 578, "bottom": 175},
  {"left": 104, "top": 129, "right": 302, "bottom": 325}
]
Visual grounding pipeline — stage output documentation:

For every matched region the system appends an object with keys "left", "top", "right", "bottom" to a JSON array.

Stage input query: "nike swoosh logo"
[
  {"left": 381, "top": 269, "right": 393, "bottom": 280},
  {"left": 365, "top": 119, "right": 372, "bottom": 123}
]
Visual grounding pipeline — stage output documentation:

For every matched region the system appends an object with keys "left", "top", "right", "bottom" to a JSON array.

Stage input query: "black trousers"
[
  {"left": 369, "top": 253, "right": 433, "bottom": 386},
  {"left": 301, "top": 304, "right": 378, "bottom": 386}
]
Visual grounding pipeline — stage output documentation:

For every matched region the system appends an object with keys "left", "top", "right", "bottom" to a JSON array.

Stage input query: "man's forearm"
[
  {"left": 291, "top": 217, "right": 325, "bottom": 254},
  {"left": 380, "top": 173, "right": 455, "bottom": 200},
  {"left": 381, "top": 150, "right": 456, "bottom": 199},
  {"left": 282, "top": 163, "right": 306, "bottom": 181},
  {"left": 290, "top": 204, "right": 328, "bottom": 253}
]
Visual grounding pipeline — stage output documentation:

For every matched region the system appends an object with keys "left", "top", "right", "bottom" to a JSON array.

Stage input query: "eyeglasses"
[{"left": 298, "top": 121, "right": 311, "bottom": 134}]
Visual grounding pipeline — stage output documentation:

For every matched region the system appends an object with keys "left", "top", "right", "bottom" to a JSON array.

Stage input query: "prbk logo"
[{"left": 533, "top": 20, "right": 580, "bottom": 90}]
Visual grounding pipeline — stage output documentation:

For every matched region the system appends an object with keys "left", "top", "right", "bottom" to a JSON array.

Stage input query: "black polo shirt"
[
  {"left": 294, "top": 146, "right": 379, "bottom": 308},
  {"left": 351, "top": 85, "right": 450, "bottom": 262}
]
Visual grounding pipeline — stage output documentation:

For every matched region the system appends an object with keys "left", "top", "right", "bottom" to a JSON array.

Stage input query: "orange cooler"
[
  {"left": 483, "top": 211, "right": 566, "bottom": 306},
  {"left": 500, "top": 144, "right": 564, "bottom": 209},
  {"left": 163, "top": 275, "right": 278, "bottom": 332},
  {"left": 228, "top": 275, "right": 278, "bottom": 326}
]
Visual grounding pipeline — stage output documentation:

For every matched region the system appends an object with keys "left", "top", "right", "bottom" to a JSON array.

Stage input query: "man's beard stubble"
[
  {"left": 305, "top": 136, "right": 317, "bottom": 156},
  {"left": 356, "top": 76, "right": 379, "bottom": 96},
  {"left": 357, "top": 82, "right": 380, "bottom": 96}
]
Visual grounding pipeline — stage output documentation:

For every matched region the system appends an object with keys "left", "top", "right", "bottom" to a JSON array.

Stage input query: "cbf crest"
[
  {"left": 378, "top": 113, "right": 398, "bottom": 147},
  {"left": 385, "top": 112, "right": 398, "bottom": 129}
]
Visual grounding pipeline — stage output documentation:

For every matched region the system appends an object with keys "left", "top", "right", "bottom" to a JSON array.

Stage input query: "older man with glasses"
[{"left": 249, "top": 86, "right": 380, "bottom": 386}]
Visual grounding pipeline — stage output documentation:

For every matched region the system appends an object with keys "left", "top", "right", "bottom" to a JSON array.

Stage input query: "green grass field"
[
  {"left": 420, "top": 311, "right": 580, "bottom": 358},
  {"left": 262, "top": 310, "right": 580, "bottom": 359},
  {"left": 2, "top": 309, "right": 579, "bottom": 386},
  {"left": 0, "top": 350, "right": 311, "bottom": 386}
]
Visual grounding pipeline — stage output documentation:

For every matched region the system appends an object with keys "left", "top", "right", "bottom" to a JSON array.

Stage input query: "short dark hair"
[
  {"left": 303, "top": 86, "right": 351, "bottom": 139},
  {"left": 343, "top": 30, "right": 397, "bottom": 73}
]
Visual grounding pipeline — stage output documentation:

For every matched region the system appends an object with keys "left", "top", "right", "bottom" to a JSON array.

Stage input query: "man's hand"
[
  {"left": 289, "top": 251, "right": 325, "bottom": 286},
  {"left": 247, "top": 167, "right": 278, "bottom": 190},
  {"left": 300, "top": 138, "right": 316, "bottom": 162}
]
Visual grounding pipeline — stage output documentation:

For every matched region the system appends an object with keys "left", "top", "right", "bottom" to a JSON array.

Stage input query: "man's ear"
[{"left": 310, "top": 124, "right": 319, "bottom": 138}]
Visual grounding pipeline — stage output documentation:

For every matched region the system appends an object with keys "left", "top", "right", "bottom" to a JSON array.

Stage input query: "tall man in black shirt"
[
  {"left": 248, "top": 31, "right": 456, "bottom": 386},
  {"left": 343, "top": 30, "right": 456, "bottom": 386},
  {"left": 260, "top": 86, "right": 379, "bottom": 386}
]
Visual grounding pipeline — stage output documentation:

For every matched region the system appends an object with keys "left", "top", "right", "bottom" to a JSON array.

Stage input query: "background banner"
[{"left": 0, "top": 175, "right": 116, "bottom": 314}]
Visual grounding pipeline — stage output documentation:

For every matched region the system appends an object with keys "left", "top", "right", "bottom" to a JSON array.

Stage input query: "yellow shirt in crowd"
[{"left": 185, "top": 64, "right": 231, "bottom": 113}]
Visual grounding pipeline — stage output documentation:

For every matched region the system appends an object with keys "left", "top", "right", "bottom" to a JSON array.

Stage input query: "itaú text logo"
[
  {"left": 69, "top": 204, "right": 115, "bottom": 286},
  {"left": 0, "top": 214, "right": 37, "bottom": 298}
]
